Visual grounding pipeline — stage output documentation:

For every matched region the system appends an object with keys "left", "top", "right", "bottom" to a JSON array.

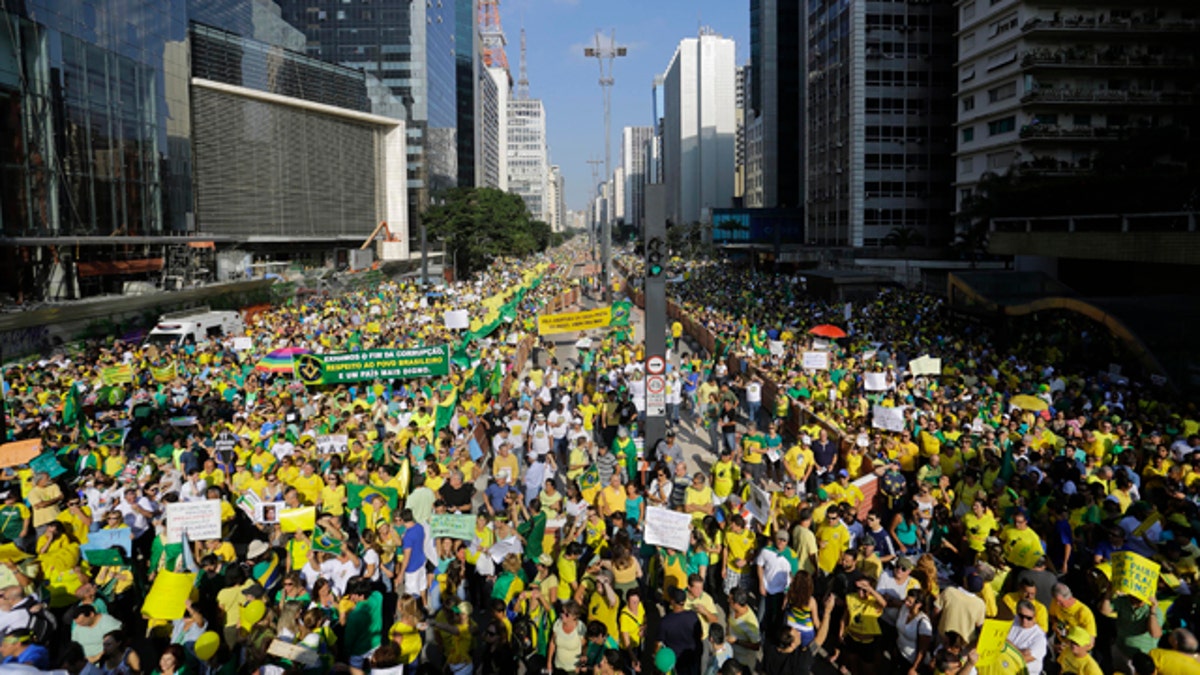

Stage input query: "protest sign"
[
  {"left": 0, "top": 439, "right": 40, "bottom": 469},
  {"left": 267, "top": 640, "right": 319, "bottom": 667},
  {"left": 489, "top": 537, "right": 524, "bottom": 563},
  {"left": 0, "top": 567, "right": 16, "bottom": 589},
  {"left": 444, "top": 310, "right": 470, "bottom": 330},
  {"left": 255, "top": 503, "right": 282, "bottom": 524},
  {"left": 280, "top": 507, "right": 316, "bottom": 533},
  {"left": 976, "top": 619, "right": 1014, "bottom": 667},
  {"left": 83, "top": 548, "right": 125, "bottom": 567},
  {"left": 538, "top": 307, "right": 613, "bottom": 335},
  {"left": 802, "top": 352, "right": 830, "bottom": 370},
  {"left": 0, "top": 544, "right": 29, "bottom": 562},
  {"left": 1113, "top": 551, "right": 1161, "bottom": 603},
  {"left": 29, "top": 453, "right": 66, "bottom": 479},
  {"left": 80, "top": 527, "right": 132, "bottom": 557},
  {"left": 644, "top": 506, "right": 692, "bottom": 551},
  {"left": 143, "top": 571, "right": 196, "bottom": 620},
  {"left": 812, "top": 338, "right": 831, "bottom": 351},
  {"left": 231, "top": 337, "right": 253, "bottom": 351},
  {"left": 100, "top": 364, "right": 133, "bottom": 385},
  {"left": 430, "top": 513, "right": 476, "bottom": 540},
  {"left": 316, "top": 435, "right": 348, "bottom": 454},
  {"left": 165, "top": 500, "right": 222, "bottom": 544},
  {"left": 746, "top": 485, "right": 772, "bottom": 525},
  {"left": 768, "top": 341, "right": 785, "bottom": 357},
  {"left": 872, "top": 405, "right": 907, "bottom": 433},
  {"left": 863, "top": 373, "right": 889, "bottom": 391},
  {"left": 294, "top": 346, "right": 450, "bottom": 386},
  {"left": 908, "top": 355, "right": 943, "bottom": 377}
]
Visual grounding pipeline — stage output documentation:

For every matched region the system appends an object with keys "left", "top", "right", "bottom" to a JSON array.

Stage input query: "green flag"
[{"left": 62, "top": 384, "right": 80, "bottom": 428}]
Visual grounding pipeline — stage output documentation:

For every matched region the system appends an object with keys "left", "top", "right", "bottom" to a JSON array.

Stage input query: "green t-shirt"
[
  {"left": 1114, "top": 595, "right": 1164, "bottom": 656},
  {"left": 0, "top": 503, "right": 27, "bottom": 541},
  {"left": 344, "top": 590, "right": 383, "bottom": 656}
]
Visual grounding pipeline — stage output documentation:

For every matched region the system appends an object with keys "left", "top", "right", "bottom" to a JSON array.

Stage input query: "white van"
[{"left": 145, "top": 307, "right": 245, "bottom": 349}]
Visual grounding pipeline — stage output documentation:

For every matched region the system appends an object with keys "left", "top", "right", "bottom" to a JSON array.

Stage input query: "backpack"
[{"left": 27, "top": 604, "right": 57, "bottom": 645}]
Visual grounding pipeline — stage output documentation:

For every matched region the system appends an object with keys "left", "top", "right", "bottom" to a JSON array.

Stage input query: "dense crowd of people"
[{"left": 0, "top": 242, "right": 1195, "bottom": 675}]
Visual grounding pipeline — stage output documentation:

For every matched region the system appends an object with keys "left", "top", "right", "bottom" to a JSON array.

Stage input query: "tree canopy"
[{"left": 424, "top": 188, "right": 559, "bottom": 279}]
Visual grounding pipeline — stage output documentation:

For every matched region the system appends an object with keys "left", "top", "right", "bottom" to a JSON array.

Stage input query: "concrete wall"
[{"left": 0, "top": 280, "right": 275, "bottom": 361}]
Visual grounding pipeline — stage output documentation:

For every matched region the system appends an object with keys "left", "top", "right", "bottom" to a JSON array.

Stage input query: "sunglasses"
[{"left": 1019, "top": 614, "right": 1035, "bottom": 621}]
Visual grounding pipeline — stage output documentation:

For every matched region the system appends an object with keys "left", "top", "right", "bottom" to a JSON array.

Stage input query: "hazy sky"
[{"left": 498, "top": 0, "right": 749, "bottom": 214}]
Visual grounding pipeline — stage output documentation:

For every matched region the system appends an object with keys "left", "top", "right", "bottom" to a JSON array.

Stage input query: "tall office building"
[
  {"left": 456, "top": 0, "right": 481, "bottom": 188},
  {"left": 661, "top": 32, "right": 737, "bottom": 226},
  {"left": 547, "top": 165, "right": 565, "bottom": 232},
  {"left": 507, "top": 97, "right": 549, "bottom": 222},
  {"left": 612, "top": 167, "right": 626, "bottom": 224},
  {"left": 954, "top": 1, "right": 1200, "bottom": 212},
  {"left": 1, "top": 0, "right": 407, "bottom": 301},
  {"left": 805, "top": 0, "right": 956, "bottom": 247},
  {"left": 621, "top": 126, "right": 654, "bottom": 230},
  {"left": 735, "top": 65, "right": 749, "bottom": 201},
  {"left": 749, "top": 0, "right": 804, "bottom": 209},
  {"left": 278, "top": 0, "right": 463, "bottom": 200},
  {"left": 479, "top": 66, "right": 509, "bottom": 191}
]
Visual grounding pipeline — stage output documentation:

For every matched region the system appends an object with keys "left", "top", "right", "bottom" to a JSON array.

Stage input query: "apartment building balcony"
[
  {"left": 1020, "top": 89, "right": 1194, "bottom": 105},
  {"left": 1022, "top": 16, "right": 1198, "bottom": 36},
  {"left": 1019, "top": 125, "right": 1126, "bottom": 140},
  {"left": 1021, "top": 50, "right": 1197, "bottom": 70}
]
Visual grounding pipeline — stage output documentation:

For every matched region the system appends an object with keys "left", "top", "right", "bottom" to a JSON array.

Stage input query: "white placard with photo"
[
  {"left": 644, "top": 506, "right": 692, "bottom": 551},
  {"left": 872, "top": 405, "right": 907, "bottom": 433}
]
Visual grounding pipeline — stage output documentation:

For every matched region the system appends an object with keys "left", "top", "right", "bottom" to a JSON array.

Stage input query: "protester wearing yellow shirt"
[
  {"left": 722, "top": 516, "right": 756, "bottom": 594},
  {"left": 684, "top": 474, "right": 715, "bottom": 525},
  {"left": 711, "top": 449, "right": 736, "bottom": 499},
  {"left": 964, "top": 501, "right": 998, "bottom": 554},
  {"left": 815, "top": 510, "right": 851, "bottom": 574},
  {"left": 783, "top": 443, "right": 813, "bottom": 486},
  {"left": 1002, "top": 513, "right": 1044, "bottom": 568},
  {"left": 1050, "top": 584, "right": 1097, "bottom": 644},
  {"left": 825, "top": 471, "right": 864, "bottom": 509},
  {"left": 1057, "top": 627, "right": 1103, "bottom": 675},
  {"left": 290, "top": 462, "right": 325, "bottom": 505}
]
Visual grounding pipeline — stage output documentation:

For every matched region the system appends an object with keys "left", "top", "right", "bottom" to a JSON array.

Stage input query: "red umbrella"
[{"left": 809, "top": 324, "right": 847, "bottom": 339}]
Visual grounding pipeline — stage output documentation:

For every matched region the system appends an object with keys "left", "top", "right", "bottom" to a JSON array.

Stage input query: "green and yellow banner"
[
  {"left": 100, "top": 364, "right": 133, "bottom": 385},
  {"left": 293, "top": 346, "right": 450, "bottom": 386}
]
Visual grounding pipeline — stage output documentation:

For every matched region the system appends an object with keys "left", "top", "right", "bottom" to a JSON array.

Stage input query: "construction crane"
[{"left": 360, "top": 221, "right": 398, "bottom": 250}]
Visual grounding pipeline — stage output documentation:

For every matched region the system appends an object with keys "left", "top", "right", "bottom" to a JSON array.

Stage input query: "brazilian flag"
[
  {"left": 434, "top": 390, "right": 458, "bottom": 433},
  {"left": 62, "top": 384, "right": 81, "bottom": 428},
  {"left": 311, "top": 527, "right": 343, "bottom": 555},
  {"left": 347, "top": 483, "right": 399, "bottom": 511},
  {"left": 577, "top": 464, "right": 600, "bottom": 492},
  {"left": 96, "top": 427, "right": 127, "bottom": 448}
]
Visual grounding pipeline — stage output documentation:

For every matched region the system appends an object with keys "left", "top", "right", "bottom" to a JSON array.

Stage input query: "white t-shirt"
[
  {"left": 755, "top": 547, "right": 793, "bottom": 595},
  {"left": 321, "top": 558, "right": 361, "bottom": 596},
  {"left": 628, "top": 379, "right": 646, "bottom": 412},
  {"left": 1006, "top": 623, "right": 1047, "bottom": 675},
  {"left": 746, "top": 382, "right": 762, "bottom": 404},
  {"left": 877, "top": 571, "right": 916, "bottom": 625},
  {"left": 548, "top": 411, "right": 569, "bottom": 440},
  {"left": 118, "top": 496, "right": 157, "bottom": 538},
  {"left": 896, "top": 610, "right": 932, "bottom": 664}
]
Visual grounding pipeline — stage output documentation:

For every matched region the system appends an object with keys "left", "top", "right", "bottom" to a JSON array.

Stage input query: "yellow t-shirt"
[
  {"left": 816, "top": 522, "right": 850, "bottom": 573},
  {"left": 1003, "top": 526, "right": 1044, "bottom": 568},
  {"left": 1051, "top": 600, "right": 1097, "bottom": 640},
  {"left": 685, "top": 487, "right": 713, "bottom": 525},
  {"left": 845, "top": 593, "right": 884, "bottom": 640},
  {"left": 1057, "top": 651, "right": 1103, "bottom": 675},
  {"left": 588, "top": 591, "right": 619, "bottom": 640},
  {"left": 1151, "top": 649, "right": 1200, "bottom": 675},
  {"left": 557, "top": 557, "right": 577, "bottom": 602},
  {"left": 711, "top": 460, "right": 735, "bottom": 498},
  {"left": 724, "top": 529, "right": 756, "bottom": 571},
  {"left": 964, "top": 512, "right": 998, "bottom": 552},
  {"left": 620, "top": 604, "right": 645, "bottom": 647},
  {"left": 290, "top": 473, "right": 325, "bottom": 505}
]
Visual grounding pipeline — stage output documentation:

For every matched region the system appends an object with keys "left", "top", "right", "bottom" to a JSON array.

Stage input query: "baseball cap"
[
  {"left": 1066, "top": 626, "right": 1092, "bottom": 647},
  {"left": 838, "top": 469, "right": 849, "bottom": 478},
  {"left": 896, "top": 556, "right": 915, "bottom": 571}
]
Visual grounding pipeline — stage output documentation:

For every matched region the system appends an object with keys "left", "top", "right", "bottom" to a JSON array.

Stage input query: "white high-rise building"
[
  {"left": 612, "top": 167, "right": 626, "bottom": 223},
  {"left": 661, "top": 32, "right": 737, "bottom": 226},
  {"left": 547, "top": 165, "right": 565, "bottom": 232},
  {"left": 622, "top": 126, "right": 654, "bottom": 229},
  {"left": 480, "top": 66, "right": 510, "bottom": 191},
  {"left": 507, "top": 97, "right": 549, "bottom": 222}
]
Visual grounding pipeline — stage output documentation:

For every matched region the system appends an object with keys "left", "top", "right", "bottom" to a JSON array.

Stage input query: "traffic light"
[{"left": 646, "top": 236, "right": 665, "bottom": 277}]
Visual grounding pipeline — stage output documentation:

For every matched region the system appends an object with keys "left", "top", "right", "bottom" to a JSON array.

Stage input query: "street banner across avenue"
[{"left": 293, "top": 345, "right": 450, "bottom": 385}]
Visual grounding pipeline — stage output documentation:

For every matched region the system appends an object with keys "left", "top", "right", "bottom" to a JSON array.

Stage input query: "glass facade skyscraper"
[
  {"left": 277, "top": 0, "right": 469, "bottom": 201},
  {"left": 1, "top": 0, "right": 193, "bottom": 239}
]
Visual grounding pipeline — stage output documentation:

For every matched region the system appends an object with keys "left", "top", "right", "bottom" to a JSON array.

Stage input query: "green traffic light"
[{"left": 650, "top": 264, "right": 663, "bottom": 276}]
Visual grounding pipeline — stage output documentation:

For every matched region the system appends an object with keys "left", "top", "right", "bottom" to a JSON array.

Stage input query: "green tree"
[{"left": 424, "top": 188, "right": 556, "bottom": 278}]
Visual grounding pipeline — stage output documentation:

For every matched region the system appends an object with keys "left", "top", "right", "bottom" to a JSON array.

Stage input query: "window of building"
[
  {"left": 988, "top": 81, "right": 1017, "bottom": 103},
  {"left": 988, "top": 152, "right": 1013, "bottom": 170},
  {"left": 1035, "top": 113, "right": 1058, "bottom": 125},
  {"left": 960, "top": 157, "right": 975, "bottom": 173},
  {"left": 960, "top": 188, "right": 974, "bottom": 203},
  {"left": 989, "top": 14, "right": 1018, "bottom": 38},
  {"left": 987, "top": 48, "right": 1018, "bottom": 70},
  {"left": 962, "top": 33, "right": 976, "bottom": 53},
  {"left": 988, "top": 116, "right": 1016, "bottom": 135},
  {"left": 961, "top": 67, "right": 976, "bottom": 83},
  {"left": 962, "top": 126, "right": 974, "bottom": 142},
  {"left": 962, "top": 2, "right": 976, "bottom": 22},
  {"left": 1073, "top": 114, "right": 1092, "bottom": 127},
  {"left": 962, "top": 95, "right": 975, "bottom": 112}
]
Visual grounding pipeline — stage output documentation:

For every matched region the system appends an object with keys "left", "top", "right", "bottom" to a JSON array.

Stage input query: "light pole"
[{"left": 584, "top": 30, "right": 627, "bottom": 303}]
